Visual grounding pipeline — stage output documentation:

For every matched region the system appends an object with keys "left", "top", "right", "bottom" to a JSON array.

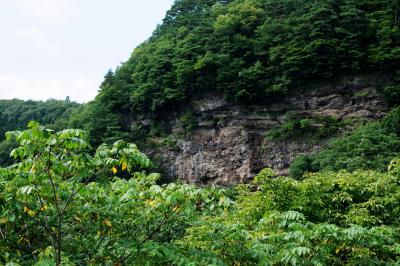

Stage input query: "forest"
[
  {"left": 84, "top": 0, "right": 400, "bottom": 146},
  {"left": 1, "top": 0, "right": 400, "bottom": 265},
  {"left": 0, "top": 99, "right": 81, "bottom": 167}
]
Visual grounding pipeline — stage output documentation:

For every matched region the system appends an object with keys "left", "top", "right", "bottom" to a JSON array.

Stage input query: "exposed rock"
[
  {"left": 149, "top": 74, "right": 388, "bottom": 185},
  {"left": 191, "top": 94, "right": 227, "bottom": 113}
]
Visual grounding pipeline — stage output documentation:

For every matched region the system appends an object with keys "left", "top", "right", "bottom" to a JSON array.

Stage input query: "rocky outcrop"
[{"left": 151, "top": 75, "right": 387, "bottom": 185}]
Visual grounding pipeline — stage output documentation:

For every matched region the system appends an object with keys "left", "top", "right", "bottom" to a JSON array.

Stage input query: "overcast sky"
[{"left": 0, "top": 0, "right": 174, "bottom": 103}]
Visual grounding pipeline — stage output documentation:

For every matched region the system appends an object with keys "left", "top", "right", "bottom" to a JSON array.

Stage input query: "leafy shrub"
[
  {"left": 178, "top": 164, "right": 400, "bottom": 265},
  {"left": 253, "top": 168, "right": 276, "bottom": 184},
  {"left": 291, "top": 108, "right": 400, "bottom": 178},
  {"left": 389, "top": 158, "right": 400, "bottom": 177},
  {"left": 0, "top": 123, "right": 229, "bottom": 265},
  {"left": 382, "top": 106, "right": 400, "bottom": 137},
  {"left": 289, "top": 155, "right": 313, "bottom": 180},
  {"left": 383, "top": 85, "right": 400, "bottom": 106},
  {"left": 0, "top": 140, "right": 17, "bottom": 167},
  {"left": 267, "top": 115, "right": 344, "bottom": 142},
  {"left": 311, "top": 122, "right": 400, "bottom": 173},
  {"left": 179, "top": 111, "right": 197, "bottom": 134},
  {"left": 162, "top": 135, "right": 179, "bottom": 149},
  {"left": 2, "top": 123, "right": 400, "bottom": 265},
  {"left": 149, "top": 122, "right": 168, "bottom": 137}
]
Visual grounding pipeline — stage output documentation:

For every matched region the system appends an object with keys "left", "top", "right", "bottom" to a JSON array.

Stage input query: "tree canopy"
[
  {"left": 0, "top": 99, "right": 81, "bottom": 167},
  {"left": 85, "top": 0, "right": 400, "bottom": 144}
]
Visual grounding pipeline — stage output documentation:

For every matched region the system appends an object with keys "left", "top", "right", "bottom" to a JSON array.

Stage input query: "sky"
[{"left": 0, "top": 0, "right": 175, "bottom": 103}]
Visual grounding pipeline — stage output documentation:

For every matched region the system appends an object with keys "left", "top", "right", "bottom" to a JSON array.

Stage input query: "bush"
[
  {"left": 266, "top": 115, "right": 344, "bottom": 142},
  {"left": 311, "top": 122, "right": 400, "bottom": 173},
  {"left": 290, "top": 109, "right": 400, "bottom": 178},
  {"left": 0, "top": 123, "right": 229, "bottom": 265},
  {"left": 289, "top": 155, "right": 313, "bottom": 180},
  {"left": 383, "top": 85, "right": 400, "bottom": 107},
  {"left": 179, "top": 111, "right": 197, "bottom": 134},
  {"left": 178, "top": 165, "right": 400, "bottom": 265},
  {"left": 3, "top": 123, "right": 400, "bottom": 265},
  {"left": 0, "top": 140, "right": 17, "bottom": 167},
  {"left": 382, "top": 106, "right": 400, "bottom": 137}
]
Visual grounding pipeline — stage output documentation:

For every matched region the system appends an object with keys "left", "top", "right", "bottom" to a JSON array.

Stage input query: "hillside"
[
  {"left": 150, "top": 74, "right": 395, "bottom": 184},
  {"left": 74, "top": 0, "right": 400, "bottom": 183},
  {"left": 0, "top": 98, "right": 80, "bottom": 138},
  {"left": 87, "top": 0, "right": 399, "bottom": 138},
  {"left": 2, "top": 0, "right": 400, "bottom": 265},
  {"left": 0, "top": 0, "right": 399, "bottom": 182},
  {"left": 0, "top": 99, "right": 80, "bottom": 166}
]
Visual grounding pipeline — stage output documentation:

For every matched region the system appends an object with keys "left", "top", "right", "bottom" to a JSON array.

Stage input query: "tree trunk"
[{"left": 56, "top": 217, "right": 62, "bottom": 266}]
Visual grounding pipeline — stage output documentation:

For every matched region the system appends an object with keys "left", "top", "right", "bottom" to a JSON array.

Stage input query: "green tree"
[
  {"left": 0, "top": 123, "right": 229, "bottom": 265},
  {"left": 312, "top": 122, "right": 400, "bottom": 172},
  {"left": 178, "top": 164, "right": 400, "bottom": 264},
  {"left": 382, "top": 106, "right": 400, "bottom": 136},
  {"left": 79, "top": 0, "right": 400, "bottom": 145},
  {"left": 1, "top": 122, "right": 150, "bottom": 265}
]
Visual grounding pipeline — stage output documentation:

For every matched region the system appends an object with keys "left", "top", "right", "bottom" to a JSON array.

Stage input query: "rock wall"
[{"left": 152, "top": 75, "right": 387, "bottom": 185}]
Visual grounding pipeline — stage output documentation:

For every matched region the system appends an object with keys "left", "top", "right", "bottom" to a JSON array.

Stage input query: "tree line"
[{"left": 84, "top": 0, "right": 400, "bottom": 145}]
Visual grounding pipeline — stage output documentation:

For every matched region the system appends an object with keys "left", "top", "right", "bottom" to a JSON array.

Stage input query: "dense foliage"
[
  {"left": 177, "top": 165, "right": 400, "bottom": 264},
  {"left": 85, "top": 0, "right": 400, "bottom": 145},
  {"left": 290, "top": 107, "right": 400, "bottom": 179},
  {"left": 1, "top": 124, "right": 400, "bottom": 265},
  {"left": 0, "top": 99, "right": 80, "bottom": 140},
  {"left": 0, "top": 99, "right": 80, "bottom": 167},
  {"left": 266, "top": 114, "right": 345, "bottom": 142},
  {"left": 1, "top": 0, "right": 400, "bottom": 263},
  {"left": 382, "top": 84, "right": 400, "bottom": 106},
  {"left": 0, "top": 123, "right": 229, "bottom": 265}
]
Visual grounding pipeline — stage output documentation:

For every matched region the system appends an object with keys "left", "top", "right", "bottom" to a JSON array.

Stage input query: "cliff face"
[{"left": 150, "top": 75, "right": 387, "bottom": 185}]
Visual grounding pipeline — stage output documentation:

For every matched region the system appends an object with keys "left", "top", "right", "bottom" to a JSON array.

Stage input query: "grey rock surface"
[{"left": 148, "top": 75, "right": 387, "bottom": 185}]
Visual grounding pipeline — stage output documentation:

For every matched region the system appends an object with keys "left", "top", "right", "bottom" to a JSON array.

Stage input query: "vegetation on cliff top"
[{"left": 84, "top": 0, "right": 400, "bottom": 145}]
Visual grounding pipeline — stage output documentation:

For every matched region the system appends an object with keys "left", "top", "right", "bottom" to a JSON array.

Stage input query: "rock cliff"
[{"left": 149, "top": 75, "right": 387, "bottom": 185}]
